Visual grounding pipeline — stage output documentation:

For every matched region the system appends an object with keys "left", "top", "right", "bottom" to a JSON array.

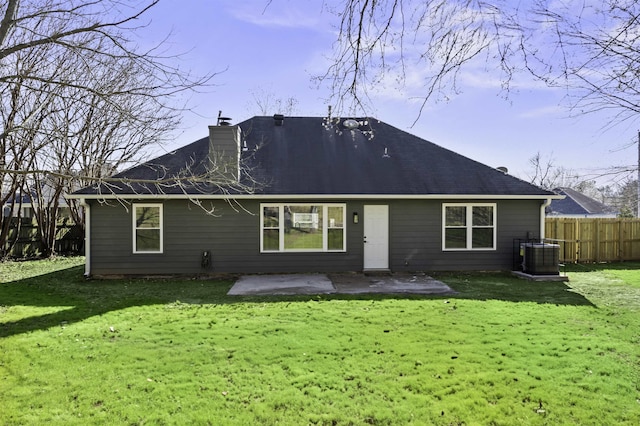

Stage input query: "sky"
[{"left": 137, "top": 0, "right": 639, "bottom": 187}]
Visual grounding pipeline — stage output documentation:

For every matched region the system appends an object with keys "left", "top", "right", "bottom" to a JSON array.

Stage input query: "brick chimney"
[{"left": 208, "top": 123, "right": 241, "bottom": 182}]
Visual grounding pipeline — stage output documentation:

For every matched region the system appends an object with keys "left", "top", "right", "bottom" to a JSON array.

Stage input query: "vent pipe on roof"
[{"left": 273, "top": 114, "right": 284, "bottom": 126}]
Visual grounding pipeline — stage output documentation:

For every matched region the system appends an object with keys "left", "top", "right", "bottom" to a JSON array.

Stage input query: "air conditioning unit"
[{"left": 522, "top": 243, "right": 560, "bottom": 275}]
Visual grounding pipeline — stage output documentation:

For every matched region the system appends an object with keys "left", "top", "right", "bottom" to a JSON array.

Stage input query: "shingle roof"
[
  {"left": 547, "top": 187, "right": 617, "bottom": 216},
  {"left": 73, "top": 116, "right": 554, "bottom": 197}
]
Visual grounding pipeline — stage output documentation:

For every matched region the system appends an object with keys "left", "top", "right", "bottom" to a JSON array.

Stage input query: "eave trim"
[{"left": 66, "top": 193, "right": 563, "bottom": 201}]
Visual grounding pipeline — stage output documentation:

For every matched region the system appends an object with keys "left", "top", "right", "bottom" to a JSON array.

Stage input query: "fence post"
[
  {"left": 619, "top": 219, "right": 624, "bottom": 261},
  {"left": 575, "top": 218, "right": 580, "bottom": 262},
  {"left": 594, "top": 219, "right": 600, "bottom": 263}
]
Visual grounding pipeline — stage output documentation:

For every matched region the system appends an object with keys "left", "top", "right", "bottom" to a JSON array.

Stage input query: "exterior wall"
[
  {"left": 88, "top": 198, "right": 543, "bottom": 275},
  {"left": 389, "top": 199, "right": 541, "bottom": 272}
]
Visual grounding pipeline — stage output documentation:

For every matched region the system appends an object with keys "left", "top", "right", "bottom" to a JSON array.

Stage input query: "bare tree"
[
  {"left": 0, "top": 0, "right": 222, "bottom": 257},
  {"left": 318, "top": 0, "right": 640, "bottom": 126},
  {"left": 27, "top": 46, "right": 181, "bottom": 256},
  {"left": 0, "top": 45, "right": 57, "bottom": 256},
  {"left": 527, "top": 151, "right": 620, "bottom": 207},
  {"left": 248, "top": 87, "right": 300, "bottom": 116},
  {"left": 527, "top": 152, "right": 581, "bottom": 190}
]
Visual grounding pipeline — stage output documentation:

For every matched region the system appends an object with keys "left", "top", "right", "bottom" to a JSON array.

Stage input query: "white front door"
[{"left": 363, "top": 205, "right": 389, "bottom": 270}]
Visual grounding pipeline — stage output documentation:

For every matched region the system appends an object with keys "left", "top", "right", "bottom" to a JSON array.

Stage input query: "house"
[
  {"left": 2, "top": 192, "right": 36, "bottom": 218},
  {"left": 546, "top": 187, "right": 618, "bottom": 218},
  {"left": 68, "top": 115, "right": 560, "bottom": 276},
  {"left": 3, "top": 187, "right": 73, "bottom": 219}
]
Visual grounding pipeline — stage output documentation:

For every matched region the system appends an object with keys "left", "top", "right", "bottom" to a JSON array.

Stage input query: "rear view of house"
[{"left": 69, "top": 115, "right": 559, "bottom": 276}]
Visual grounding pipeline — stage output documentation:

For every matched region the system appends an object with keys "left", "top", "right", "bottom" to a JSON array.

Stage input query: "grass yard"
[{"left": 1, "top": 258, "right": 639, "bottom": 425}]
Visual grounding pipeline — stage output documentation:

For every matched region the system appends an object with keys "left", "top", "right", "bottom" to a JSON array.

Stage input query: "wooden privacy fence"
[
  {"left": 545, "top": 217, "right": 640, "bottom": 263},
  {"left": 3, "top": 218, "right": 84, "bottom": 258}
]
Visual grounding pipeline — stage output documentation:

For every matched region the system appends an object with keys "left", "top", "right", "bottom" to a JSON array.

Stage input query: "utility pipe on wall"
[
  {"left": 540, "top": 198, "right": 552, "bottom": 241},
  {"left": 80, "top": 198, "right": 91, "bottom": 277}
]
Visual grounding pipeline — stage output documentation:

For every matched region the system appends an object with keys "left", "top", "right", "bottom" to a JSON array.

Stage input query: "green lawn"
[{"left": 1, "top": 258, "right": 639, "bottom": 425}]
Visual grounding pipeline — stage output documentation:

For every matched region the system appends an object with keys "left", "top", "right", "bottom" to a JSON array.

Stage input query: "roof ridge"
[{"left": 558, "top": 187, "right": 610, "bottom": 214}]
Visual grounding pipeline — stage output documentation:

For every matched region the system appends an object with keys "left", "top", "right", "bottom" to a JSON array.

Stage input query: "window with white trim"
[
  {"left": 443, "top": 203, "right": 496, "bottom": 250},
  {"left": 261, "top": 204, "right": 346, "bottom": 252},
  {"left": 133, "top": 204, "right": 163, "bottom": 253}
]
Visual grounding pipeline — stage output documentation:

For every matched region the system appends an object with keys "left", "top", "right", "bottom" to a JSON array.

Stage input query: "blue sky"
[{"left": 139, "top": 0, "right": 638, "bottom": 186}]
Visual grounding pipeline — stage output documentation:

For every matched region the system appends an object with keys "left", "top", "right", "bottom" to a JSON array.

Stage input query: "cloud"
[
  {"left": 517, "top": 105, "right": 564, "bottom": 119},
  {"left": 458, "top": 71, "right": 504, "bottom": 90},
  {"left": 226, "top": 0, "right": 326, "bottom": 30}
]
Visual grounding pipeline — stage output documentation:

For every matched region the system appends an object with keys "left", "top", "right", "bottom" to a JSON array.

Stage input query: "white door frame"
[{"left": 363, "top": 205, "right": 389, "bottom": 270}]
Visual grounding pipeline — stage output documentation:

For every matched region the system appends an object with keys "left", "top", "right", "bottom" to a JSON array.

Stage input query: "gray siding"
[
  {"left": 390, "top": 199, "right": 541, "bottom": 271},
  {"left": 88, "top": 198, "right": 543, "bottom": 275}
]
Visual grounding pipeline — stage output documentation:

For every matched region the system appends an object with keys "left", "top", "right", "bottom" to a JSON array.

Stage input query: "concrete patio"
[{"left": 227, "top": 272, "right": 455, "bottom": 296}]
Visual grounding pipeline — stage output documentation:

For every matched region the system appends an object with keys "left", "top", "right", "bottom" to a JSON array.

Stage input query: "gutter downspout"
[
  {"left": 80, "top": 198, "right": 91, "bottom": 277},
  {"left": 540, "top": 198, "right": 552, "bottom": 241}
]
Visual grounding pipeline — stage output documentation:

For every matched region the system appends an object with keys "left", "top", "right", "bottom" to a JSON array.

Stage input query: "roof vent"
[
  {"left": 496, "top": 166, "right": 509, "bottom": 174},
  {"left": 273, "top": 114, "right": 284, "bottom": 126},
  {"left": 217, "top": 111, "right": 232, "bottom": 126},
  {"left": 343, "top": 119, "right": 359, "bottom": 130},
  {"left": 219, "top": 118, "right": 232, "bottom": 126}
]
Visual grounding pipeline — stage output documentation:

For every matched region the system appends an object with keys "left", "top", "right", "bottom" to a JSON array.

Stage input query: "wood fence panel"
[
  {"left": 622, "top": 220, "right": 640, "bottom": 260},
  {"left": 2, "top": 218, "right": 83, "bottom": 258},
  {"left": 546, "top": 218, "right": 578, "bottom": 262},
  {"left": 601, "top": 220, "right": 621, "bottom": 262},
  {"left": 546, "top": 218, "right": 640, "bottom": 263},
  {"left": 578, "top": 220, "right": 595, "bottom": 262}
]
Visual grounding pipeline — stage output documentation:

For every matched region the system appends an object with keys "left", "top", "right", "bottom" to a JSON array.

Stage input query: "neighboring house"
[
  {"left": 2, "top": 190, "right": 72, "bottom": 219},
  {"left": 69, "top": 115, "right": 559, "bottom": 276},
  {"left": 2, "top": 192, "right": 35, "bottom": 218},
  {"left": 546, "top": 187, "right": 618, "bottom": 218}
]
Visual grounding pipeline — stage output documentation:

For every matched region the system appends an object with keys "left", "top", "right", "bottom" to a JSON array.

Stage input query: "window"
[
  {"left": 443, "top": 203, "right": 496, "bottom": 250},
  {"left": 133, "top": 204, "right": 163, "bottom": 253},
  {"left": 261, "top": 204, "right": 346, "bottom": 252}
]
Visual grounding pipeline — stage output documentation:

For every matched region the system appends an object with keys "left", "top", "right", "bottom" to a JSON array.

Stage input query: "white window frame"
[
  {"left": 133, "top": 203, "right": 163, "bottom": 254},
  {"left": 260, "top": 203, "right": 347, "bottom": 253},
  {"left": 442, "top": 203, "right": 496, "bottom": 251}
]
